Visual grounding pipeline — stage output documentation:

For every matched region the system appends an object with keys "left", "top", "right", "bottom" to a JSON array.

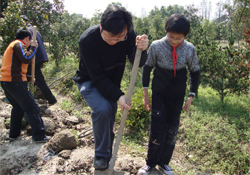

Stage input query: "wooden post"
[
  {"left": 106, "top": 48, "right": 142, "bottom": 175},
  {"left": 31, "top": 26, "right": 37, "bottom": 94}
]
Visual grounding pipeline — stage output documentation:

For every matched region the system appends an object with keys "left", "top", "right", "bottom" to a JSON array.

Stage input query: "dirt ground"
[{"left": 0, "top": 88, "right": 206, "bottom": 175}]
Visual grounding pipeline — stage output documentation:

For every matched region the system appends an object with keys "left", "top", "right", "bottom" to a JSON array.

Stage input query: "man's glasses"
[{"left": 101, "top": 30, "right": 127, "bottom": 42}]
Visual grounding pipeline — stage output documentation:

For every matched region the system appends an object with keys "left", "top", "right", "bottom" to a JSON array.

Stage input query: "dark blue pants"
[
  {"left": 1, "top": 81, "right": 46, "bottom": 141},
  {"left": 28, "top": 63, "right": 57, "bottom": 104},
  {"left": 77, "top": 81, "right": 117, "bottom": 159},
  {"left": 146, "top": 93, "right": 184, "bottom": 167}
]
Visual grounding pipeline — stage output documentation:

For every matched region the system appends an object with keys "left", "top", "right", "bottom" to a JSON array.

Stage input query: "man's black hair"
[
  {"left": 16, "top": 27, "right": 32, "bottom": 40},
  {"left": 165, "top": 14, "right": 190, "bottom": 36},
  {"left": 100, "top": 4, "right": 133, "bottom": 36}
]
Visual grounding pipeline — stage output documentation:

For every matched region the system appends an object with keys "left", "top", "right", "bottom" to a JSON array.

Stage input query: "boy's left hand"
[
  {"left": 136, "top": 34, "right": 149, "bottom": 51},
  {"left": 183, "top": 97, "right": 193, "bottom": 112},
  {"left": 31, "top": 40, "right": 38, "bottom": 47}
]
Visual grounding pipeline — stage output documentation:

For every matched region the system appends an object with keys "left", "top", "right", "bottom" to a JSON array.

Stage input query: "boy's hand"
[
  {"left": 118, "top": 95, "right": 132, "bottom": 112},
  {"left": 136, "top": 34, "right": 149, "bottom": 51},
  {"left": 183, "top": 97, "right": 193, "bottom": 112},
  {"left": 31, "top": 40, "right": 38, "bottom": 47},
  {"left": 143, "top": 88, "right": 151, "bottom": 111}
]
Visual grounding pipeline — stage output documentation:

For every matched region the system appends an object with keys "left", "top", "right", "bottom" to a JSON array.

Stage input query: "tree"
[
  {"left": 0, "top": 1, "right": 24, "bottom": 54},
  {"left": 49, "top": 12, "right": 91, "bottom": 61},
  {"left": 0, "top": 0, "right": 9, "bottom": 18},
  {"left": 184, "top": 5, "right": 203, "bottom": 40},
  {"left": 20, "top": 0, "right": 64, "bottom": 37},
  {"left": 189, "top": 25, "right": 249, "bottom": 102},
  {"left": 202, "top": 19, "right": 217, "bottom": 40},
  {"left": 0, "top": 0, "right": 64, "bottom": 54}
]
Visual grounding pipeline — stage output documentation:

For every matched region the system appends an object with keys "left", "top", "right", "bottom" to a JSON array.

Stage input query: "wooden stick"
[
  {"left": 106, "top": 48, "right": 142, "bottom": 175},
  {"left": 31, "top": 26, "right": 37, "bottom": 94}
]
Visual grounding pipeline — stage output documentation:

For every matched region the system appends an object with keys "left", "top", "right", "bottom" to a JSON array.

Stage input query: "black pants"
[
  {"left": 28, "top": 62, "right": 57, "bottom": 104},
  {"left": 146, "top": 93, "right": 184, "bottom": 167},
  {"left": 1, "top": 81, "right": 46, "bottom": 140}
]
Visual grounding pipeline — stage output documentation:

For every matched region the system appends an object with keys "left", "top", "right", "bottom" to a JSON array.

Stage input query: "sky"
[{"left": 62, "top": 0, "right": 224, "bottom": 19}]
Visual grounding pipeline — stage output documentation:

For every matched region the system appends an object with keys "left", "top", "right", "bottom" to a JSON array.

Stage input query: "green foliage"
[
  {"left": 49, "top": 26, "right": 65, "bottom": 66},
  {"left": 0, "top": 0, "right": 9, "bottom": 18},
  {"left": 201, "top": 19, "right": 217, "bottom": 40},
  {"left": 0, "top": 1, "right": 25, "bottom": 53},
  {"left": 117, "top": 88, "right": 151, "bottom": 133},
  {"left": 189, "top": 26, "right": 249, "bottom": 102},
  {"left": 20, "top": 0, "right": 64, "bottom": 37},
  {"left": 61, "top": 99, "right": 73, "bottom": 111},
  {"left": 180, "top": 85, "right": 250, "bottom": 174},
  {"left": 184, "top": 5, "right": 202, "bottom": 40},
  {"left": 50, "top": 13, "right": 91, "bottom": 59}
]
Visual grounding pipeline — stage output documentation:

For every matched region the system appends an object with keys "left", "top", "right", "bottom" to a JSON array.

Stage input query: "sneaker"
[
  {"left": 138, "top": 165, "right": 152, "bottom": 175},
  {"left": 93, "top": 156, "right": 108, "bottom": 170},
  {"left": 34, "top": 135, "right": 51, "bottom": 143},
  {"left": 6, "top": 137, "right": 18, "bottom": 142},
  {"left": 158, "top": 164, "right": 174, "bottom": 175}
]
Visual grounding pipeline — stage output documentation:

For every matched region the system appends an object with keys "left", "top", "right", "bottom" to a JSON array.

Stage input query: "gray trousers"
[{"left": 77, "top": 81, "right": 117, "bottom": 158}]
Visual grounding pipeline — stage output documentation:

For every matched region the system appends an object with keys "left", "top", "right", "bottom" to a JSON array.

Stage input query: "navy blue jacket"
[{"left": 27, "top": 24, "right": 49, "bottom": 64}]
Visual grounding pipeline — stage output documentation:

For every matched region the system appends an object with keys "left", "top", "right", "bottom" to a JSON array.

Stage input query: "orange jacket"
[{"left": 0, "top": 40, "right": 37, "bottom": 82}]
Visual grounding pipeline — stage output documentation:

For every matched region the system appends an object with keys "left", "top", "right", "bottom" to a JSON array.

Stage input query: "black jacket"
[{"left": 73, "top": 25, "right": 147, "bottom": 102}]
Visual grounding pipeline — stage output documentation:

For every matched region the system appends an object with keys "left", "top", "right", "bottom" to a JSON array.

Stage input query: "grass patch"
[{"left": 179, "top": 85, "right": 250, "bottom": 174}]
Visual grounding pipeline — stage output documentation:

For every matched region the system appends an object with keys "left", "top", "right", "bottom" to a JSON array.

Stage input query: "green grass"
[{"left": 179, "top": 85, "right": 250, "bottom": 174}]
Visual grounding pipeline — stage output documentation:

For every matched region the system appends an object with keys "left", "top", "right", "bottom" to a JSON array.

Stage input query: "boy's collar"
[{"left": 17, "top": 39, "right": 26, "bottom": 45}]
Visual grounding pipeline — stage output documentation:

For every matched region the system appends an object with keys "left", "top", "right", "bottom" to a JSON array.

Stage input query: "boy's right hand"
[
  {"left": 31, "top": 40, "right": 38, "bottom": 48},
  {"left": 143, "top": 89, "right": 151, "bottom": 111}
]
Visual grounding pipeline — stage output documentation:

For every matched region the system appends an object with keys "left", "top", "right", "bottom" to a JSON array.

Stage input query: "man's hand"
[
  {"left": 31, "top": 40, "right": 38, "bottom": 48},
  {"left": 136, "top": 34, "right": 149, "bottom": 51},
  {"left": 40, "top": 62, "right": 44, "bottom": 69},
  {"left": 143, "top": 88, "right": 151, "bottom": 111},
  {"left": 118, "top": 95, "right": 132, "bottom": 112},
  {"left": 183, "top": 97, "right": 193, "bottom": 112}
]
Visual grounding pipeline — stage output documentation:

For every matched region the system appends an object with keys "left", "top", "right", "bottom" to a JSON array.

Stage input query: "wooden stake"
[
  {"left": 106, "top": 48, "right": 142, "bottom": 175},
  {"left": 31, "top": 26, "right": 37, "bottom": 94}
]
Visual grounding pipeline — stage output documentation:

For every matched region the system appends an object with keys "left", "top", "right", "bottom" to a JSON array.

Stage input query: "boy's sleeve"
[
  {"left": 142, "top": 43, "right": 156, "bottom": 88},
  {"left": 13, "top": 42, "right": 37, "bottom": 64},
  {"left": 188, "top": 46, "right": 200, "bottom": 94}
]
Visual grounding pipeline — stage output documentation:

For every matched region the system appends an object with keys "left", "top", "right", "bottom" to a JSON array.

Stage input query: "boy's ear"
[{"left": 23, "top": 36, "right": 30, "bottom": 42}]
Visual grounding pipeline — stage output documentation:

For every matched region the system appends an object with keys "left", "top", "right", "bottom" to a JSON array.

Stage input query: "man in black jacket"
[
  {"left": 21, "top": 15, "right": 57, "bottom": 106},
  {"left": 73, "top": 4, "right": 149, "bottom": 171}
]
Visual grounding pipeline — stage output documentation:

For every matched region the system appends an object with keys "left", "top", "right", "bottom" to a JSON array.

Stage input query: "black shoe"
[
  {"left": 34, "top": 135, "right": 51, "bottom": 143},
  {"left": 93, "top": 156, "right": 108, "bottom": 170}
]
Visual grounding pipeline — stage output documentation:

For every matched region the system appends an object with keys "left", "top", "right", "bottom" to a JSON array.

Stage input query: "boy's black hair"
[
  {"left": 16, "top": 27, "right": 32, "bottom": 40},
  {"left": 100, "top": 4, "right": 133, "bottom": 36},
  {"left": 165, "top": 14, "right": 190, "bottom": 36}
]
